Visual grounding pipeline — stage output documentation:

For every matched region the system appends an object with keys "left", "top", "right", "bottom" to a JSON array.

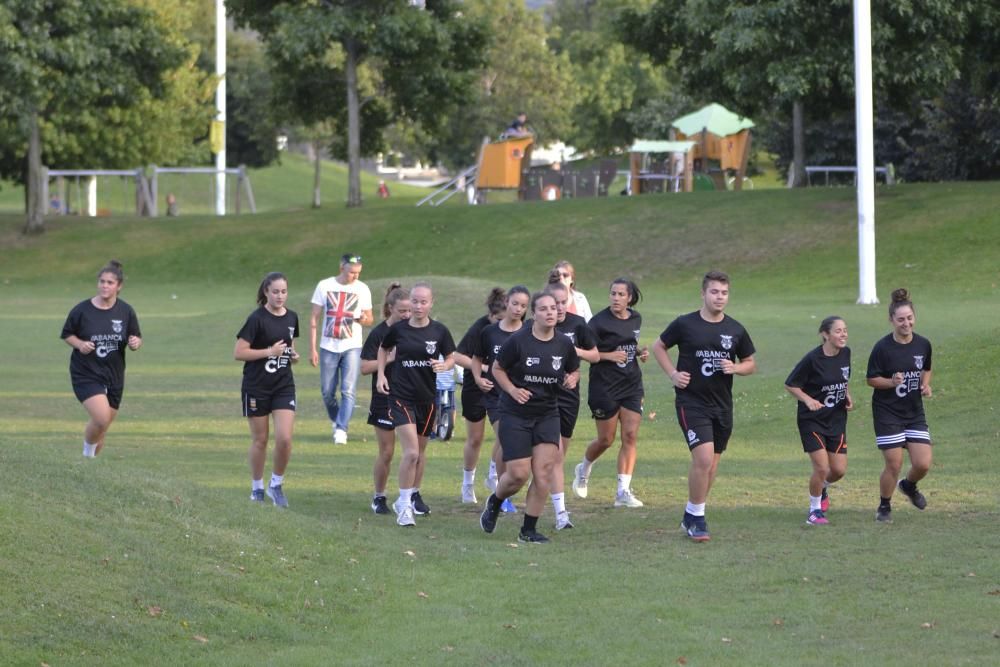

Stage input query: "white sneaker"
[
  {"left": 614, "top": 489, "right": 644, "bottom": 508},
  {"left": 461, "top": 483, "right": 478, "bottom": 504},
  {"left": 555, "top": 510, "right": 574, "bottom": 531},
  {"left": 396, "top": 503, "right": 415, "bottom": 527},
  {"left": 485, "top": 474, "right": 498, "bottom": 493},
  {"left": 333, "top": 428, "right": 348, "bottom": 445},
  {"left": 571, "top": 463, "right": 589, "bottom": 499}
]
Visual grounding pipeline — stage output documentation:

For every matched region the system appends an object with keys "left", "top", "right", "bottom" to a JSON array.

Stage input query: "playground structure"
[
  {"left": 627, "top": 140, "right": 696, "bottom": 194},
  {"left": 670, "top": 103, "right": 755, "bottom": 191}
]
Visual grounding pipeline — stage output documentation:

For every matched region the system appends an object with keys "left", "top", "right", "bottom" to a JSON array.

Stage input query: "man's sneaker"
[
  {"left": 500, "top": 497, "right": 517, "bottom": 513},
  {"left": 897, "top": 479, "right": 927, "bottom": 510},
  {"left": 875, "top": 505, "right": 893, "bottom": 523},
  {"left": 396, "top": 503, "right": 415, "bottom": 527},
  {"left": 614, "top": 489, "right": 644, "bottom": 508},
  {"left": 411, "top": 491, "right": 431, "bottom": 515},
  {"left": 485, "top": 474, "right": 498, "bottom": 493},
  {"left": 266, "top": 484, "right": 288, "bottom": 508},
  {"left": 681, "top": 513, "right": 710, "bottom": 542},
  {"left": 518, "top": 529, "right": 550, "bottom": 544},
  {"left": 371, "top": 495, "right": 391, "bottom": 515},
  {"left": 333, "top": 428, "right": 348, "bottom": 445},
  {"left": 806, "top": 509, "right": 829, "bottom": 525},
  {"left": 555, "top": 510, "right": 574, "bottom": 530},
  {"left": 820, "top": 488, "right": 830, "bottom": 512},
  {"left": 250, "top": 489, "right": 266, "bottom": 503},
  {"left": 461, "top": 483, "right": 478, "bottom": 504},
  {"left": 571, "top": 463, "right": 589, "bottom": 499},
  {"left": 480, "top": 496, "right": 501, "bottom": 533}
]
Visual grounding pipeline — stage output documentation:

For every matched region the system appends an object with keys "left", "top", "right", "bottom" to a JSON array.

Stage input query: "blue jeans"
[{"left": 319, "top": 347, "right": 361, "bottom": 432}]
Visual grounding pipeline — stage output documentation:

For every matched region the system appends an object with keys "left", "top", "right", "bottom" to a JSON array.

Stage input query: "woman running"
[
  {"left": 360, "top": 283, "right": 411, "bottom": 515},
  {"left": 544, "top": 280, "right": 599, "bottom": 530},
  {"left": 571, "top": 279, "right": 648, "bottom": 507},
  {"left": 234, "top": 272, "right": 300, "bottom": 507},
  {"left": 479, "top": 291, "right": 580, "bottom": 543},
  {"left": 784, "top": 316, "right": 853, "bottom": 525},
  {"left": 867, "top": 288, "right": 934, "bottom": 523},
  {"left": 377, "top": 282, "right": 456, "bottom": 527},
  {"left": 552, "top": 260, "right": 593, "bottom": 321},
  {"left": 454, "top": 287, "right": 507, "bottom": 504},
  {"left": 61, "top": 260, "right": 142, "bottom": 458}
]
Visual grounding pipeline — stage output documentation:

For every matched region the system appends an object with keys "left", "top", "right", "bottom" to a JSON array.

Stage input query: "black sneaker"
[
  {"left": 480, "top": 495, "right": 501, "bottom": 534},
  {"left": 412, "top": 491, "right": 431, "bottom": 515},
  {"left": 875, "top": 505, "right": 893, "bottom": 523},
  {"left": 897, "top": 479, "right": 927, "bottom": 510},
  {"left": 680, "top": 512, "right": 711, "bottom": 542},
  {"left": 250, "top": 489, "right": 266, "bottom": 503},
  {"left": 518, "top": 529, "right": 550, "bottom": 544},
  {"left": 371, "top": 495, "right": 391, "bottom": 515}
]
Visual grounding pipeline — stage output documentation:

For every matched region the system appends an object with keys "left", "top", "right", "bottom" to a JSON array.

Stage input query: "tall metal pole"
[
  {"left": 215, "top": 0, "right": 227, "bottom": 216},
  {"left": 854, "top": 0, "right": 877, "bottom": 303}
]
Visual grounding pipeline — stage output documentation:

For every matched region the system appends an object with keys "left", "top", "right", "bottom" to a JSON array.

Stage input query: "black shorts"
[
  {"left": 242, "top": 389, "right": 296, "bottom": 417},
  {"left": 873, "top": 410, "right": 931, "bottom": 449},
  {"left": 557, "top": 395, "right": 581, "bottom": 439},
  {"left": 589, "top": 392, "right": 643, "bottom": 421},
  {"left": 389, "top": 398, "right": 436, "bottom": 437},
  {"left": 73, "top": 381, "right": 123, "bottom": 410},
  {"left": 461, "top": 387, "right": 486, "bottom": 422},
  {"left": 799, "top": 428, "right": 847, "bottom": 454},
  {"left": 367, "top": 395, "right": 394, "bottom": 431},
  {"left": 497, "top": 411, "right": 560, "bottom": 461},
  {"left": 676, "top": 403, "right": 732, "bottom": 454}
]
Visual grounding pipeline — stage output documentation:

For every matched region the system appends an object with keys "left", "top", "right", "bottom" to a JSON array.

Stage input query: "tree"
[
  {"left": 228, "top": 0, "right": 487, "bottom": 208},
  {"left": 226, "top": 34, "right": 284, "bottom": 169}
]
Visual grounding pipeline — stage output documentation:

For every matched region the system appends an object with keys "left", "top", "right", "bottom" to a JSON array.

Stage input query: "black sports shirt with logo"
[
  {"left": 496, "top": 327, "right": 580, "bottom": 418},
  {"left": 361, "top": 321, "right": 394, "bottom": 398},
  {"left": 61, "top": 298, "right": 141, "bottom": 388},
  {"left": 555, "top": 312, "right": 597, "bottom": 400},
  {"left": 380, "top": 318, "right": 455, "bottom": 403},
  {"left": 587, "top": 307, "right": 644, "bottom": 401},
  {"left": 237, "top": 307, "right": 299, "bottom": 394},
  {"left": 785, "top": 345, "right": 851, "bottom": 433},
  {"left": 659, "top": 311, "right": 755, "bottom": 411},
  {"left": 475, "top": 321, "right": 521, "bottom": 404},
  {"left": 456, "top": 315, "right": 492, "bottom": 393},
  {"left": 866, "top": 333, "right": 932, "bottom": 421}
]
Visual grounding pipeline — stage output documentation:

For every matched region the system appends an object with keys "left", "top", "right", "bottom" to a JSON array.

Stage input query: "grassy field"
[{"left": 1, "top": 181, "right": 998, "bottom": 665}]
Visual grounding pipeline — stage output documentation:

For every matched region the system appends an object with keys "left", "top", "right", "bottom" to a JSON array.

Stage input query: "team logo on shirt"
[
  {"left": 914, "top": 355, "right": 923, "bottom": 370},
  {"left": 111, "top": 319, "right": 123, "bottom": 334},
  {"left": 842, "top": 367, "right": 851, "bottom": 380},
  {"left": 687, "top": 429, "right": 698, "bottom": 444},
  {"left": 551, "top": 356, "right": 562, "bottom": 370},
  {"left": 425, "top": 341, "right": 437, "bottom": 355},
  {"left": 633, "top": 329, "right": 641, "bottom": 340},
  {"left": 563, "top": 331, "right": 576, "bottom": 343},
  {"left": 525, "top": 357, "right": 540, "bottom": 367},
  {"left": 720, "top": 334, "right": 733, "bottom": 350}
]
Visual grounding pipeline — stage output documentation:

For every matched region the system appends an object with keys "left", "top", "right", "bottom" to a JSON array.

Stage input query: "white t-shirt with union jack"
[{"left": 310, "top": 276, "right": 373, "bottom": 353}]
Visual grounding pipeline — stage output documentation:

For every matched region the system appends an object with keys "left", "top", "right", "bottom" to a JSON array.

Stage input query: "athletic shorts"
[
  {"left": 73, "top": 381, "right": 123, "bottom": 410},
  {"left": 389, "top": 398, "right": 436, "bottom": 437},
  {"left": 497, "top": 411, "right": 560, "bottom": 462},
  {"left": 558, "top": 399, "right": 581, "bottom": 439},
  {"left": 242, "top": 389, "right": 296, "bottom": 417},
  {"left": 676, "top": 403, "right": 732, "bottom": 454},
  {"left": 461, "top": 387, "right": 486, "bottom": 422},
  {"left": 367, "top": 394, "right": 394, "bottom": 431},
  {"left": 799, "top": 428, "right": 847, "bottom": 454},
  {"left": 873, "top": 410, "right": 931, "bottom": 449},
  {"left": 589, "top": 392, "right": 643, "bottom": 421}
]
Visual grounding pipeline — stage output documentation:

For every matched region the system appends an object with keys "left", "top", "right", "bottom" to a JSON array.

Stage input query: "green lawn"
[{"left": 1, "top": 182, "right": 998, "bottom": 665}]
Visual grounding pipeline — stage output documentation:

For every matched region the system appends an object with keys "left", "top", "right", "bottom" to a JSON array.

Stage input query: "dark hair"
[
  {"left": 702, "top": 270, "right": 730, "bottom": 290},
  {"left": 545, "top": 281, "right": 568, "bottom": 296},
  {"left": 98, "top": 259, "right": 124, "bottom": 284},
  {"left": 382, "top": 282, "right": 409, "bottom": 319},
  {"left": 531, "top": 290, "right": 556, "bottom": 312},
  {"left": 485, "top": 286, "right": 506, "bottom": 316},
  {"left": 889, "top": 288, "right": 914, "bottom": 318},
  {"left": 546, "top": 268, "right": 563, "bottom": 286},
  {"left": 340, "top": 253, "right": 362, "bottom": 266},
  {"left": 611, "top": 278, "right": 642, "bottom": 307},
  {"left": 506, "top": 285, "right": 531, "bottom": 321},
  {"left": 819, "top": 315, "right": 845, "bottom": 336},
  {"left": 256, "top": 272, "right": 287, "bottom": 307}
]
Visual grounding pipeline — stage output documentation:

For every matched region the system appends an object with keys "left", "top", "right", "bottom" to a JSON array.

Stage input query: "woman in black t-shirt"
[
  {"left": 360, "top": 283, "right": 411, "bottom": 515},
  {"left": 235, "top": 272, "right": 300, "bottom": 508},
  {"left": 61, "top": 260, "right": 142, "bottom": 458},
  {"left": 866, "top": 288, "right": 934, "bottom": 523},
  {"left": 785, "top": 316, "right": 854, "bottom": 526},
  {"left": 570, "top": 279, "right": 648, "bottom": 508}
]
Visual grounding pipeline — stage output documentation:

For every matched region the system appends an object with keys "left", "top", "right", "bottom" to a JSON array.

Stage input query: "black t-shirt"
[
  {"left": 555, "top": 312, "right": 597, "bottom": 399},
  {"left": 361, "top": 320, "right": 393, "bottom": 398},
  {"left": 380, "top": 318, "right": 456, "bottom": 403},
  {"left": 61, "top": 298, "right": 142, "bottom": 387},
  {"left": 475, "top": 321, "right": 522, "bottom": 402},
  {"left": 866, "top": 333, "right": 932, "bottom": 421},
  {"left": 587, "top": 307, "right": 644, "bottom": 401},
  {"left": 456, "top": 315, "right": 492, "bottom": 393},
  {"left": 659, "top": 311, "right": 756, "bottom": 411},
  {"left": 237, "top": 307, "right": 299, "bottom": 394},
  {"left": 496, "top": 327, "right": 580, "bottom": 418},
  {"left": 785, "top": 345, "right": 851, "bottom": 433}
]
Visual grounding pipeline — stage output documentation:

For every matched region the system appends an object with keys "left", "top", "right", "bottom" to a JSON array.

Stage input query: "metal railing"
[{"left": 416, "top": 165, "right": 477, "bottom": 207}]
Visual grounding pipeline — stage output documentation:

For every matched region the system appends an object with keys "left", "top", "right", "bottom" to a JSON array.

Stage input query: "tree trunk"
[
  {"left": 23, "top": 112, "right": 46, "bottom": 235},
  {"left": 345, "top": 38, "right": 363, "bottom": 208},
  {"left": 791, "top": 99, "right": 806, "bottom": 188},
  {"left": 312, "top": 139, "right": 322, "bottom": 208}
]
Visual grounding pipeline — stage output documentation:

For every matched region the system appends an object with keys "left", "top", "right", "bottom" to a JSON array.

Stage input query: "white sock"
[
  {"left": 82, "top": 441, "right": 97, "bottom": 458},
  {"left": 463, "top": 468, "right": 476, "bottom": 485},
  {"left": 374, "top": 489, "right": 385, "bottom": 498},
  {"left": 823, "top": 480, "right": 830, "bottom": 490},
  {"left": 251, "top": 478, "right": 265, "bottom": 491},
  {"left": 617, "top": 474, "right": 632, "bottom": 495},
  {"left": 398, "top": 488, "right": 413, "bottom": 505},
  {"left": 809, "top": 494, "right": 823, "bottom": 511},
  {"left": 551, "top": 492, "right": 566, "bottom": 514},
  {"left": 270, "top": 473, "right": 284, "bottom": 488},
  {"left": 488, "top": 460, "right": 497, "bottom": 479},
  {"left": 580, "top": 457, "right": 594, "bottom": 477},
  {"left": 686, "top": 501, "right": 706, "bottom": 516}
]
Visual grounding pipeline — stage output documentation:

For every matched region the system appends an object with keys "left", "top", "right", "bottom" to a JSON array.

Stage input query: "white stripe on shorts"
[
  {"left": 904, "top": 429, "right": 931, "bottom": 442},
  {"left": 876, "top": 433, "right": 906, "bottom": 446}
]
